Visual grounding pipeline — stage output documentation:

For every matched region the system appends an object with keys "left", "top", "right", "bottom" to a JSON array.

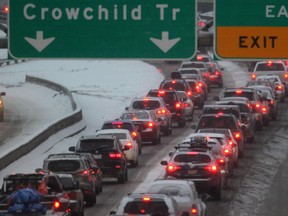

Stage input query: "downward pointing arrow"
[
  {"left": 150, "top": 32, "right": 180, "bottom": 53},
  {"left": 25, "top": 31, "right": 55, "bottom": 52}
]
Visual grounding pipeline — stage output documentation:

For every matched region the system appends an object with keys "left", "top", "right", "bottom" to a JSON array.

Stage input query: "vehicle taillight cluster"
[
  {"left": 109, "top": 153, "right": 122, "bottom": 158},
  {"left": 214, "top": 70, "right": 222, "bottom": 76},
  {"left": 204, "top": 164, "right": 218, "bottom": 173},
  {"left": 251, "top": 73, "right": 257, "bottom": 80},
  {"left": 53, "top": 201, "right": 61, "bottom": 210},
  {"left": 3, "top": 6, "right": 8, "bottom": 13},
  {"left": 223, "top": 148, "right": 231, "bottom": 157},
  {"left": 233, "top": 132, "right": 241, "bottom": 140},
  {"left": 175, "top": 102, "right": 182, "bottom": 109},
  {"left": 284, "top": 73, "right": 288, "bottom": 79},
  {"left": 156, "top": 109, "right": 166, "bottom": 114},
  {"left": 166, "top": 164, "right": 181, "bottom": 172},
  {"left": 125, "top": 142, "right": 133, "bottom": 149},
  {"left": 276, "top": 84, "right": 283, "bottom": 90},
  {"left": 147, "top": 122, "right": 154, "bottom": 128},
  {"left": 186, "top": 91, "right": 193, "bottom": 96},
  {"left": 262, "top": 106, "right": 268, "bottom": 114},
  {"left": 191, "top": 204, "right": 198, "bottom": 215}
]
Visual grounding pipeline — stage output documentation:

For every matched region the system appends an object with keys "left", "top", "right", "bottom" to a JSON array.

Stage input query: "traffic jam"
[{"left": 2, "top": 51, "right": 287, "bottom": 216}]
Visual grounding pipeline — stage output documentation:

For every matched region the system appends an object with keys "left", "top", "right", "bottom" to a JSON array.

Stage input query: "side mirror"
[
  {"left": 69, "top": 146, "right": 76, "bottom": 152},
  {"left": 160, "top": 161, "right": 168, "bottom": 165},
  {"left": 125, "top": 107, "right": 129, "bottom": 111},
  {"left": 168, "top": 152, "right": 174, "bottom": 157},
  {"left": 213, "top": 96, "right": 220, "bottom": 101}
]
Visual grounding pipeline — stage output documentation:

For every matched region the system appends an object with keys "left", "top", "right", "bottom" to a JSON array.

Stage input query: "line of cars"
[{"left": 158, "top": 60, "right": 286, "bottom": 204}]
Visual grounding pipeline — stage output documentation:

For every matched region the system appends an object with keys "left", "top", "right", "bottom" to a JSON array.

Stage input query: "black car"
[
  {"left": 192, "top": 113, "right": 245, "bottom": 158},
  {"left": 147, "top": 89, "right": 186, "bottom": 128},
  {"left": 160, "top": 136, "right": 222, "bottom": 200},
  {"left": 101, "top": 120, "right": 142, "bottom": 154},
  {"left": 69, "top": 135, "right": 129, "bottom": 184}
]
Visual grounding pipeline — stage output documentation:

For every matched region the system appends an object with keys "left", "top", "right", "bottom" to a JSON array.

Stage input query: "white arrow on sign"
[
  {"left": 24, "top": 31, "right": 55, "bottom": 52},
  {"left": 150, "top": 32, "right": 180, "bottom": 53}
]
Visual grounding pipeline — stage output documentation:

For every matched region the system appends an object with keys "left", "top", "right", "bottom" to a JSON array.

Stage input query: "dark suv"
[
  {"left": 42, "top": 153, "right": 98, "bottom": 206},
  {"left": 147, "top": 89, "right": 186, "bottom": 128},
  {"left": 192, "top": 113, "right": 245, "bottom": 158},
  {"left": 160, "top": 136, "right": 222, "bottom": 200},
  {"left": 69, "top": 135, "right": 129, "bottom": 184}
]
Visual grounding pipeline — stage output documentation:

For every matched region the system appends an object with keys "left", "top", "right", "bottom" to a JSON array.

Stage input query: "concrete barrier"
[{"left": 0, "top": 75, "right": 85, "bottom": 170}]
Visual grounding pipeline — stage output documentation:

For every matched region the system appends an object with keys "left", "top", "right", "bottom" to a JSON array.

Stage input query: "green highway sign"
[
  {"left": 215, "top": 0, "right": 288, "bottom": 59},
  {"left": 9, "top": 0, "right": 197, "bottom": 59}
]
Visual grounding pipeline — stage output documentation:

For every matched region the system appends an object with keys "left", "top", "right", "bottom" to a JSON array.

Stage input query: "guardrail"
[{"left": 0, "top": 75, "right": 85, "bottom": 171}]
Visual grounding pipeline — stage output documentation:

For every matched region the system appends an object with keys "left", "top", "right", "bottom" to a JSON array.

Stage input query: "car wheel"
[
  {"left": 85, "top": 193, "right": 95, "bottom": 207},
  {"left": 162, "top": 126, "right": 170, "bottom": 136},
  {"left": 130, "top": 159, "right": 139, "bottom": 168}
]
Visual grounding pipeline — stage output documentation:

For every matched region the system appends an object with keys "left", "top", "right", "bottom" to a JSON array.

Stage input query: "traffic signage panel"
[
  {"left": 215, "top": 0, "right": 288, "bottom": 60},
  {"left": 9, "top": 0, "right": 197, "bottom": 59}
]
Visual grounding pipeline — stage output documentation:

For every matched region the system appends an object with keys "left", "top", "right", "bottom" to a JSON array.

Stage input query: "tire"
[
  {"left": 162, "top": 126, "right": 170, "bottom": 136},
  {"left": 118, "top": 169, "right": 127, "bottom": 184},
  {"left": 85, "top": 193, "right": 96, "bottom": 207},
  {"left": 130, "top": 159, "right": 139, "bottom": 168},
  {"left": 178, "top": 119, "right": 185, "bottom": 128}
]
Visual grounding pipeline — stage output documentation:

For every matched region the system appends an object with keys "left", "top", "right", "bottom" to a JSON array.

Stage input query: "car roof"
[
  {"left": 95, "top": 128, "right": 130, "bottom": 134},
  {"left": 196, "top": 132, "right": 226, "bottom": 138},
  {"left": 220, "top": 96, "right": 249, "bottom": 101}
]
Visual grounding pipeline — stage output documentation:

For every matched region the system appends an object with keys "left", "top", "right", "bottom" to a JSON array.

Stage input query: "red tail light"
[
  {"left": 184, "top": 102, "right": 190, "bottom": 107},
  {"left": 186, "top": 91, "right": 192, "bottom": 96},
  {"left": 217, "top": 158, "right": 226, "bottom": 165},
  {"left": 126, "top": 142, "right": 133, "bottom": 149},
  {"left": 215, "top": 70, "right": 222, "bottom": 76},
  {"left": 284, "top": 73, "right": 288, "bottom": 79},
  {"left": 196, "top": 55, "right": 203, "bottom": 61},
  {"left": 276, "top": 84, "right": 283, "bottom": 90},
  {"left": 143, "top": 196, "right": 151, "bottom": 202},
  {"left": 270, "top": 100, "right": 274, "bottom": 105},
  {"left": 82, "top": 170, "right": 89, "bottom": 176},
  {"left": 251, "top": 73, "right": 257, "bottom": 80},
  {"left": 158, "top": 90, "right": 165, "bottom": 95},
  {"left": 109, "top": 153, "right": 122, "bottom": 158},
  {"left": 233, "top": 132, "right": 241, "bottom": 140},
  {"left": 197, "top": 82, "right": 203, "bottom": 87},
  {"left": 191, "top": 204, "right": 198, "bottom": 215},
  {"left": 228, "top": 140, "right": 236, "bottom": 147},
  {"left": 131, "top": 131, "right": 138, "bottom": 139},
  {"left": 197, "top": 21, "right": 205, "bottom": 27},
  {"left": 224, "top": 148, "right": 231, "bottom": 157},
  {"left": 3, "top": 6, "right": 8, "bottom": 13},
  {"left": 204, "top": 72, "right": 210, "bottom": 78},
  {"left": 54, "top": 201, "right": 61, "bottom": 209},
  {"left": 147, "top": 122, "right": 154, "bottom": 128},
  {"left": 254, "top": 102, "right": 261, "bottom": 109},
  {"left": 262, "top": 106, "right": 268, "bottom": 114},
  {"left": 236, "top": 90, "right": 242, "bottom": 94},
  {"left": 175, "top": 102, "right": 182, "bottom": 109},
  {"left": 172, "top": 80, "right": 176, "bottom": 84},
  {"left": 157, "top": 109, "right": 166, "bottom": 114},
  {"left": 204, "top": 165, "right": 218, "bottom": 173},
  {"left": 167, "top": 164, "right": 181, "bottom": 172}
]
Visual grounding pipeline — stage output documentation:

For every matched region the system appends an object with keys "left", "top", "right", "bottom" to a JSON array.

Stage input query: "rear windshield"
[
  {"left": 47, "top": 160, "right": 81, "bottom": 172},
  {"left": 161, "top": 82, "right": 186, "bottom": 91},
  {"left": 97, "top": 133, "right": 127, "bottom": 140},
  {"left": 179, "top": 69, "right": 199, "bottom": 75},
  {"left": 186, "top": 81, "right": 197, "bottom": 89},
  {"left": 157, "top": 92, "right": 177, "bottom": 107},
  {"left": 181, "top": 62, "right": 205, "bottom": 69},
  {"left": 79, "top": 139, "right": 114, "bottom": 151},
  {"left": 224, "top": 92, "right": 254, "bottom": 101},
  {"left": 203, "top": 108, "right": 240, "bottom": 118},
  {"left": 102, "top": 122, "right": 133, "bottom": 131},
  {"left": 132, "top": 100, "right": 160, "bottom": 110},
  {"left": 198, "top": 116, "right": 237, "bottom": 130},
  {"left": 124, "top": 201, "right": 169, "bottom": 215},
  {"left": 255, "top": 63, "right": 285, "bottom": 71},
  {"left": 121, "top": 112, "right": 149, "bottom": 120},
  {"left": 174, "top": 154, "right": 211, "bottom": 163}
]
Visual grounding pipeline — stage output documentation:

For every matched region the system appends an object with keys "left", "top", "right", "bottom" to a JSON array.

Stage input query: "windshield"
[
  {"left": 174, "top": 154, "right": 211, "bottom": 163},
  {"left": 224, "top": 92, "right": 254, "bottom": 101},
  {"left": 255, "top": 63, "right": 285, "bottom": 71},
  {"left": 79, "top": 139, "right": 114, "bottom": 151},
  {"left": 198, "top": 116, "right": 237, "bottom": 131},
  {"left": 132, "top": 100, "right": 161, "bottom": 110},
  {"left": 47, "top": 160, "right": 81, "bottom": 172},
  {"left": 161, "top": 82, "right": 186, "bottom": 91},
  {"left": 124, "top": 201, "right": 169, "bottom": 215},
  {"left": 121, "top": 112, "right": 149, "bottom": 120}
]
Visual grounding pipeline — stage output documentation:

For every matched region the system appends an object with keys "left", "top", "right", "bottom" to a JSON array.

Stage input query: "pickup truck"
[
  {"left": 251, "top": 60, "right": 288, "bottom": 95},
  {"left": 0, "top": 173, "right": 73, "bottom": 216}
]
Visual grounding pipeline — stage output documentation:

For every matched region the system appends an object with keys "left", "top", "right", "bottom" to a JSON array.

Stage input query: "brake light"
[
  {"left": 254, "top": 102, "right": 261, "bottom": 109},
  {"left": 167, "top": 164, "right": 181, "bottom": 172},
  {"left": 175, "top": 102, "right": 182, "bottom": 109},
  {"left": 196, "top": 55, "right": 203, "bottom": 60},
  {"left": 204, "top": 165, "right": 218, "bottom": 173},
  {"left": 157, "top": 109, "right": 166, "bottom": 114},
  {"left": 158, "top": 90, "right": 165, "bottom": 95},
  {"left": 284, "top": 73, "right": 288, "bottom": 79},
  {"left": 267, "top": 60, "right": 273, "bottom": 66},
  {"left": 276, "top": 84, "right": 283, "bottom": 90},
  {"left": 197, "top": 21, "right": 205, "bottom": 27},
  {"left": 187, "top": 152, "right": 198, "bottom": 155},
  {"left": 143, "top": 97, "right": 149, "bottom": 101},
  {"left": 236, "top": 90, "right": 242, "bottom": 94},
  {"left": 217, "top": 158, "right": 226, "bottom": 165},
  {"left": 251, "top": 73, "right": 257, "bottom": 80},
  {"left": 228, "top": 140, "right": 236, "bottom": 147},
  {"left": 204, "top": 72, "right": 210, "bottom": 78},
  {"left": 131, "top": 131, "right": 137, "bottom": 138},
  {"left": 54, "top": 201, "right": 61, "bottom": 209},
  {"left": 126, "top": 142, "right": 133, "bottom": 149},
  {"left": 109, "top": 153, "right": 122, "bottom": 158},
  {"left": 147, "top": 122, "right": 154, "bottom": 128},
  {"left": 191, "top": 204, "right": 198, "bottom": 215},
  {"left": 3, "top": 6, "right": 8, "bottom": 13},
  {"left": 270, "top": 100, "right": 274, "bottom": 105},
  {"left": 82, "top": 170, "right": 89, "bottom": 175},
  {"left": 186, "top": 91, "right": 192, "bottom": 96},
  {"left": 172, "top": 80, "right": 176, "bottom": 84},
  {"left": 143, "top": 196, "right": 151, "bottom": 202},
  {"left": 215, "top": 70, "right": 222, "bottom": 76},
  {"left": 233, "top": 132, "right": 241, "bottom": 140},
  {"left": 224, "top": 148, "right": 231, "bottom": 157},
  {"left": 262, "top": 106, "right": 268, "bottom": 114},
  {"left": 184, "top": 102, "right": 190, "bottom": 107},
  {"left": 197, "top": 82, "right": 203, "bottom": 87}
]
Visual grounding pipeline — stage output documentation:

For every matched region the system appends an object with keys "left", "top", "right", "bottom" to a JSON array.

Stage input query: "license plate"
[
  {"left": 188, "top": 170, "right": 197, "bottom": 174},
  {"left": 93, "top": 154, "right": 102, "bottom": 159}
]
